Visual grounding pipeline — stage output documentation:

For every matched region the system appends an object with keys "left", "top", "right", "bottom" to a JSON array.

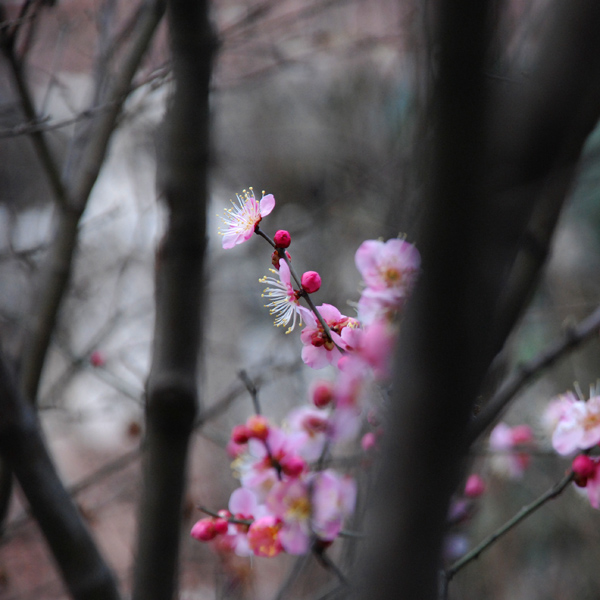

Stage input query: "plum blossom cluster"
[
  {"left": 193, "top": 189, "right": 421, "bottom": 558},
  {"left": 545, "top": 388, "right": 600, "bottom": 508}
]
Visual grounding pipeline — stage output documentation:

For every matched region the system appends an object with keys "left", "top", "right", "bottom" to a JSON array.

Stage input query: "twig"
[
  {"left": 238, "top": 369, "right": 261, "bottom": 415},
  {"left": 444, "top": 470, "right": 574, "bottom": 582},
  {"left": 313, "top": 545, "right": 350, "bottom": 587},
  {"left": 468, "top": 304, "right": 600, "bottom": 445}
]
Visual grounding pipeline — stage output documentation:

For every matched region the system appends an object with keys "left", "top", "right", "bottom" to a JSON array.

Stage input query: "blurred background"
[{"left": 0, "top": 0, "right": 600, "bottom": 598}]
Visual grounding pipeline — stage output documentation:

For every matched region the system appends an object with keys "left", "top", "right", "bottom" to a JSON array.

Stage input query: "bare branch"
[
  {"left": 469, "top": 304, "right": 600, "bottom": 445},
  {"left": 444, "top": 470, "right": 574, "bottom": 582}
]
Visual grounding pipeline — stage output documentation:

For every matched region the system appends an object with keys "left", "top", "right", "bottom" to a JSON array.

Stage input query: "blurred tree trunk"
[
  {"left": 355, "top": 1, "right": 600, "bottom": 599},
  {"left": 131, "top": 1, "right": 214, "bottom": 599}
]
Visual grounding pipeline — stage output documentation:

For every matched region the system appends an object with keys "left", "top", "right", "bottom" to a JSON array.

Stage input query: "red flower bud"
[
  {"left": 213, "top": 517, "right": 229, "bottom": 535},
  {"left": 301, "top": 271, "right": 321, "bottom": 294},
  {"left": 274, "top": 230, "right": 291, "bottom": 248},
  {"left": 231, "top": 424, "right": 250, "bottom": 445},
  {"left": 280, "top": 455, "right": 306, "bottom": 478},
  {"left": 191, "top": 518, "right": 217, "bottom": 542},
  {"left": 572, "top": 454, "right": 597, "bottom": 486},
  {"left": 90, "top": 351, "right": 106, "bottom": 367},
  {"left": 312, "top": 382, "right": 334, "bottom": 408}
]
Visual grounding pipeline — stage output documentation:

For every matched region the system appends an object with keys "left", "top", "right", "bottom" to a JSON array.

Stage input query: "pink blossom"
[
  {"left": 260, "top": 261, "right": 304, "bottom": 333},
  {"left": 236, "top": 427, "right": 304, "bottom": 499},
  {"left": 552, "top": 393, "right": 600, "bottom": 455},
  {"left": 246, "top": 415, "right": 270, "bottom": 441},
  {"left": 355, "top": 238, "right": 420, "bottom": 323},
  {"left": 247, "top": 516, "right": 284, "bottom": 557},
  {"left": 311, "top": 470, "right": 357, "bottom": 541},
  {"left": 584, "top": 460, "right": 600, "bottom": 509},
  {"left": 220, "top": 188, "right": 275, "bottom": 249},
  {"left": 355, "top": 238, "right": 420, "bottom": 292},
  {"left": 266, "top": 478, "right": 312, "bottom": 554},
  {"left": 223, "top": 488, "right": 265, "bottom": 556},
  {"left": 542, "top": 392, "right": 577, "bottom": 434},
  {"left": 300, "top": 304, "right": 357, "bottom": 369},
  {"left": 489, "top": 422, "right": 533, "bottom": 479},
  {"left": 286, "top": 406, "right": 330, "bottom": 461}
]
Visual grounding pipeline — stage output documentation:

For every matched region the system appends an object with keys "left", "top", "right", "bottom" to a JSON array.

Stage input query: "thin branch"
[
  {"left": 313, "top": 546, "right": 350, "bottom": 588},
  {"left": 468, "top": 303, "right": 600, "bottom": 445},
  {"left": 238, "top": 369, "right": 261, "bottom": 414},
  {"left": 444, "top": 470, "right": 574, "bottom": 583},
  {"left": 0, "top": 23, "right": 69, "bottom": 210},
  {"left": 19, "top": 0, "right": 166, "bottom": 406}
]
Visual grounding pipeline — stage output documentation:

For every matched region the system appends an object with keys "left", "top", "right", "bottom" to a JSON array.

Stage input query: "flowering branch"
[
  {"left": 468, "top": 303, "right": 600, "bottom": 446},
  {"left": 443, "top": 470, "right": 574, "bottom": 585},
  {"left": 255, "top": 225, "right": 338, "bottom": 346}
]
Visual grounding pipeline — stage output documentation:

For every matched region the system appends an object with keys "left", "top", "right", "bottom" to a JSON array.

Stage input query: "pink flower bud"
[
  {"left": 301, "top": 271, "right": 321, "bottom": 294},
  {"left": 280, "top": 455, "right": 306, "bottom": 477},
  {"left": 464, "top": 474, "right": 486, "bottom": 498},
  {"left": 246, "top": 415, "right": 269, "bottom": 441},
  {"left": 312, "top": 381, "right": 334, "bottom": 408},
  {"left": 274, "top": 230, "right": 291, "bottom": 248},
  {"left": 90, "top": 351, "right": 105, "bottom": 367},
  {"left": 231, "top": 424, "right": 250, "bottom": 445},
  {"left": 191, "top": 518, "right": 217, "bottom": 542}
]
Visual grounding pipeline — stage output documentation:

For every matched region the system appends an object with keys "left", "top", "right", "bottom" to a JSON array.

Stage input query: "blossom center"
[{"left": 287, "top": 496, "right": 311, "bottom": 521}]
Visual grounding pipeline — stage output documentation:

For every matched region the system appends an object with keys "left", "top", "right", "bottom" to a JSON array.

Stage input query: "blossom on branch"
[
  {"left": 550, "top": 391, "right": 600, "bottom": 455},
  {"left": 300, "top": 304, "right": 358, "bottom": 369},
  {"left": 220, "top": 188, "right": 275, "bottom": 249},
  {"left": 260, "top": 261, "right": 304, "bottom": 333},
  {"left": 355, "top": 238, "right": 420, "bottom": 324}
]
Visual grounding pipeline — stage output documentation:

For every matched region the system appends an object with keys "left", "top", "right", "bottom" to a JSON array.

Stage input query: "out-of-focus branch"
[
  {"left": 131, "top": 0, "right": 214, "bottom": 598},
  {"left": 0, "top": 6, "right": 69, "bottom": 210},
  {"left": 468, "top": 304, "right": 600, "bottom": 445},
  {"left": 444, "top": 470, "right": 574, "bottom": 586},
  {"left": 19, "top": 0, "right": 167, "bottom": 406},
  {"left": 0, "top": 351, "right": 121, "bottom": 600},
  {"left": 486, "top": 0, "right": 600, "bottom": 354}
]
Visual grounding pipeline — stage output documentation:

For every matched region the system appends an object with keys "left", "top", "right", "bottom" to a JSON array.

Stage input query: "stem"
[{"left": 445, "top": 470, "right": 574, "bottom": 582}]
